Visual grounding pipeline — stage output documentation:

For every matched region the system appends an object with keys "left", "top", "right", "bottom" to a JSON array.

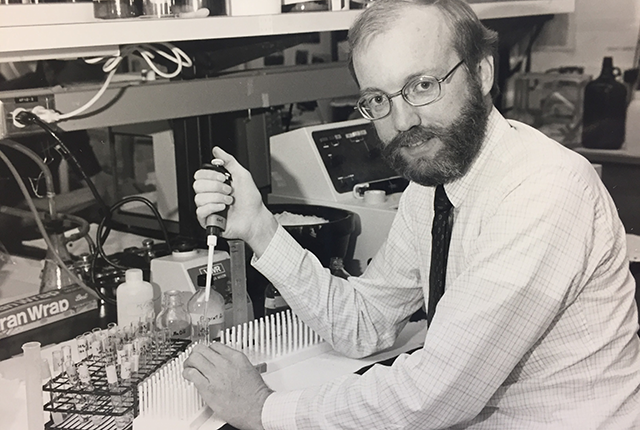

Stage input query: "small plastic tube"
[{"left": 22, "top": 341, "right": 43, "bottom": 430}]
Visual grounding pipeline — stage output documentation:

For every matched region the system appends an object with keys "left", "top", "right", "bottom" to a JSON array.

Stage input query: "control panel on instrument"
[{"left": 311, "top": 122, "right": 399, "bottom": 194}]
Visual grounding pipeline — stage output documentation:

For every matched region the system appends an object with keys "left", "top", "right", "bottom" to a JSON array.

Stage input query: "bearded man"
[{"left": 185, "top": 1, "right": 640, "bottom": 428}]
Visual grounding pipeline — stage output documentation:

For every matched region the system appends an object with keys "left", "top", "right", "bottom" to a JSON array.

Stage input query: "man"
[{"left": 184, "top": 0, "right": 640, "bottom": 428}]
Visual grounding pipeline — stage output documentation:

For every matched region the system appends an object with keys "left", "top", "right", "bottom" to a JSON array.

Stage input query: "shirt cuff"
[
  {"left": 251, "top": 224, "right": 307, "bottom": 286},
  {"left": 261, "top": 390, "right": 303, "bottom": 430}
]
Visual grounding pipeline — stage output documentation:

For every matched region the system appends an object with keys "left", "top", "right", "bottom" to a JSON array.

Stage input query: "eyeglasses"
[{"left": 356, "top": 60, "right": 465, "bottom": 120}]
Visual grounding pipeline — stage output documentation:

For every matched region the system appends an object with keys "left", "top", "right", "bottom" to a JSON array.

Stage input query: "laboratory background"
[{"left": 0, "top": 0, "right": 639, "bottom": 429}]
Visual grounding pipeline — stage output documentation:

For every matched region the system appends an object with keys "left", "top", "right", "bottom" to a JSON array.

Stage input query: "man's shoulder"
[{"left": 495, "top": 119, "right": 595, "bottom": 182}]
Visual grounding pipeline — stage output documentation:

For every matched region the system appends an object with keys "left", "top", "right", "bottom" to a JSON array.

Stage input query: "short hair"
[{"left": 348, "top": 0, "right": 498, "bottom": 87}]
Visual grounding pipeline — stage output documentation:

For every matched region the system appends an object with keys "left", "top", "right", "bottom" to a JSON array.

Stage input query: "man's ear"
[{"left": 477, "top": 55, "right": 495, "bottom": 97}]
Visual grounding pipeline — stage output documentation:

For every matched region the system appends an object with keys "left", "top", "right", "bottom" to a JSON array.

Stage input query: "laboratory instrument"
[
  {"left": 201, "top": 161, "right": 231, "bottom": 316},
  {"left": 269, "top": 119, "right": 408, "bottom": 273}
]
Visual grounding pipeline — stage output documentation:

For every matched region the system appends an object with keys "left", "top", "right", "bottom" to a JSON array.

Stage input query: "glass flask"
[
  {"left": 155, "top": 290, "right": 191, "bottom": 340},
  {"left": 187, "top": 286, "right": 225, "bottom": 342}
]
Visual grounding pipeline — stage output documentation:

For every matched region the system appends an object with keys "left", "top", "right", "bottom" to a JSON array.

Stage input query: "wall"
[{"left": 530, "top": 0, "right": 640, "bottom": 76}]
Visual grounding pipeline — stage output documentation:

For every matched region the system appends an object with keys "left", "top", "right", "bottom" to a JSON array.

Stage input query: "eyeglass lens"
[
  {"left": 357, "top": 60, "right": 464, "bottom": 120},
  {"left": 358, "top": 76, "right": 441, "bottom": 120}
]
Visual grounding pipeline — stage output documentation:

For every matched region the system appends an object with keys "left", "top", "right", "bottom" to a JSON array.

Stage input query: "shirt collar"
[{"left": 443, "top": 106, "right": 509, "bottom": 208}]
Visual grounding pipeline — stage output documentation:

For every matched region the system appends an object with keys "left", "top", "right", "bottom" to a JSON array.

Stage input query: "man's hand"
[
  {"left": 183, "top": 342, "right": 274, "bottom": 430},
  {"left": 193, "top": 147, "right": 278, "bottom": 257}
]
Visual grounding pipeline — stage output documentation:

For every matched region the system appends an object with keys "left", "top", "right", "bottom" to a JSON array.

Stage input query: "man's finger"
[
  {"left": 208, "top": 341, "right": 255, "bottom": 367},
  {"left": 184, "top": 344, "right": 224, "bottom": 375},
  {"left": 208, "top": 341, "right": 246, "bottom": 360},
  {"left": 182, "top": 366, "right": 209, "bottom": 388},
  {"left": 193, "top": 168, "right": 230, "bottom": 184},
  {"left": 212, "top": 147, "right": 246, "bottom": 176}
]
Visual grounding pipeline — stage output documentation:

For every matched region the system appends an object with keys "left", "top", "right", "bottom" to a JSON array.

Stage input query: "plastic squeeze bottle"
[{"left": 116, "top": 268, "right": 154, "bottom": 328}]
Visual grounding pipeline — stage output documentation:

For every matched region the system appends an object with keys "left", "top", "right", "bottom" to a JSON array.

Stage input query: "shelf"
[
  {"left": 0, "top": 0, "right": 575, "bottom": 63},
  {"left": 574, "top": 146, "right": 640, "bottom": 166},
  {"left": 15, "top": 62, "right": 359, "bottom": 131}
]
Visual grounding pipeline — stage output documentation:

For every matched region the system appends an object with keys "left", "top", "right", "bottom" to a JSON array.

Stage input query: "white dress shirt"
[{"left": 253, "top": 108, "right": 640, "bottom": 429}]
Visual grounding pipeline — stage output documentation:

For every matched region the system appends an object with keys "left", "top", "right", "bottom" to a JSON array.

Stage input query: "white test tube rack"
[{"left": 134, "top": 309, "right": 331, "bottom": 430}]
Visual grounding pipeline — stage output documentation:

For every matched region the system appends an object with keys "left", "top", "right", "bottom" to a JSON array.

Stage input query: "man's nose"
[{"left": 390, "top": 97, "right": 421, "bottom": 132}]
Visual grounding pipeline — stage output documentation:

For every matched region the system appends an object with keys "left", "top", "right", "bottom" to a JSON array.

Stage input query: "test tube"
[
  {"left": 65, "top": 360, "right": 89, "bottom": 418},
  {"left": 120, "top": 357, "right": 132, "bottom": 386},
  {"left": 42, "top": 358, "right": 64, "bottom": 425},
  {"left": 76, "top": 335, "right": 88, "bottom": 361},
  {"left": 116, "top": 341, "right": 127, "bottom": 366},
  {"left": 52, "top": 350, "right": 63, "bottom": 377},
  {"left": 123, "top": 324, "right": 134, "bottom": 342},
  {"left": 107, "top": 322, "right": 118, "bottom": 337},
  {"left": 77, "top": 364, "right": 103, "bottom": 426},
  {"left": 22, "top": 342, "right": 43, "bottom": 430},
  {"left": 107, "top": 359, "right": 133, "bottom": 430},
  {"left": 62, "top": 345, "right": 73, "bottom": 364},
  {"left": 132, "top": 337, "right": 145, "bottom": 371}
]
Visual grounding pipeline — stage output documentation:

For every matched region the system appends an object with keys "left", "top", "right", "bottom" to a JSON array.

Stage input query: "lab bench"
[
  {"left": 574, "top": 145, "right": 640, "bottom": 235},
  {"left": 0, "top": 307, "right": 426, "bottom": 430}
]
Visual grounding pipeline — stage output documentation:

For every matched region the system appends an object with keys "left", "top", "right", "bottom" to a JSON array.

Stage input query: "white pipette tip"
[{"left": 204, "top": 234, "right": 218, "bottom": 306}]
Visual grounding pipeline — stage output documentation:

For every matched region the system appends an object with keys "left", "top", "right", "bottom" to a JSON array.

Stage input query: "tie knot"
[{"left": 434, "top": 184, "right": 453, "bottom": 213}]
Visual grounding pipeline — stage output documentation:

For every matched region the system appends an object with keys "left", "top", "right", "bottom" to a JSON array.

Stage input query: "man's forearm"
[{"left": 245, "top": 206, "right": 279, "bottom": 258}]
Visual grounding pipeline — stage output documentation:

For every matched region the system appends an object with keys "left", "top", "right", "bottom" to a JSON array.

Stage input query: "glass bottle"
[
  {"left": 329, "top": 257, "right": 351, "bottom": 279},
  {"left": 187, "top": 286, "right": 225, "bottom": 342},
  {"left": 582, "top": 56, "right": 628, "bottom": 149},
  {"left": 264, "top": 283, "right": 290, "bottom": 316},
  {"left": 283, "top": 1, "right": 329, "bottom": 13},
  {"left": 93, "top": 0, "right": 141, "bottom": 19},
  {"left": 155, "top": 290, "right": 191, "bottom": 340}
]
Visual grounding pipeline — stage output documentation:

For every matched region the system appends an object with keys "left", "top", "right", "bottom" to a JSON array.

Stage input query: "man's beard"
[{"left": 381, "top": 81, "right": 489, "bottom": 187}]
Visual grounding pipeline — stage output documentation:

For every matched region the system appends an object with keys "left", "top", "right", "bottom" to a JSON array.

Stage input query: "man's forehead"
[{"left": 352, "top": 7, "right": 453, "bottom": 90}]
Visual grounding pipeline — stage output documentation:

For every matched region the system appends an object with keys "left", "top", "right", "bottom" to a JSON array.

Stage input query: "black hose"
[{"left": 16, "top": 111, "right": 110, "bottom": 216}]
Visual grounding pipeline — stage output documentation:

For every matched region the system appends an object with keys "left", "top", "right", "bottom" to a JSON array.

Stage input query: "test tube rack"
[
  {"left": 134, "top": 309, "right": 331, "bottom": 430},
  {"left": 43, "top": 337, "right": 191, "bottom": 430}
]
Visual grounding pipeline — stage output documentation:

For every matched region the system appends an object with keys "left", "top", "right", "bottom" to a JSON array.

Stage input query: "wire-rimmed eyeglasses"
[{"left": 356, "top": 60, "right": 465, "bottom": 120}]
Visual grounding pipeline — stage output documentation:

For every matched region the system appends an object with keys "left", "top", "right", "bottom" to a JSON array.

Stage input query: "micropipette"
[{"left": 202, "top": 161, "right": 232, "bottom": 320}]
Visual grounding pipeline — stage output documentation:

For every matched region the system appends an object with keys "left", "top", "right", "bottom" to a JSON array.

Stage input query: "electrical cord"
[
  {"left": 87, "top": 43, "right": 193, "bottom": 80},
  {"left": 0, "top": 138, "right": 57, "bottom": 219},
  {"left": 15, "top": 111, "right": 110, "bottom": 217},
  {"left": 0, "top": 205, "right": 91, "bottom": 245},
  {"left": 1, "top": 133, "right": 170, "bottom": 305},
  {"left": 92, "top": 194, "right": 172, "bottom": 300},
  {"left": 13, "top": 43, "right": 193, "bottom": 126},
  {"left": 9, "top": 117, "right": 173, "bottom": 305},
  {"left": 56, "top": 67, "right": 118, "bottom": 121},
  {"left": 87, "top": 194, "right": 170, "bottom": 302},
  {"left": 0, "top": 147, "right": 101, "bottom": 301}
]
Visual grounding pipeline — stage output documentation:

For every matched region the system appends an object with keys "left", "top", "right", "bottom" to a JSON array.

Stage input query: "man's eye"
[
  {"left": 414, "top": 80, "right": 435, "bottom": 92},
  {"left": 368, "top": 94, "right": 387, "bottom": 106}
]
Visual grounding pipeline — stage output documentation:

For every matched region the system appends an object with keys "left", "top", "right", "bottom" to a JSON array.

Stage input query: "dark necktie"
[{"left": 426, "top": 184, "right": 454, "bottom": 325}]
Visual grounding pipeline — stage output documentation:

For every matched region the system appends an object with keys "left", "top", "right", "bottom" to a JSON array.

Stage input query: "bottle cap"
[{"left": 125, "top": 268, "right": 143, "bottom": 283}]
